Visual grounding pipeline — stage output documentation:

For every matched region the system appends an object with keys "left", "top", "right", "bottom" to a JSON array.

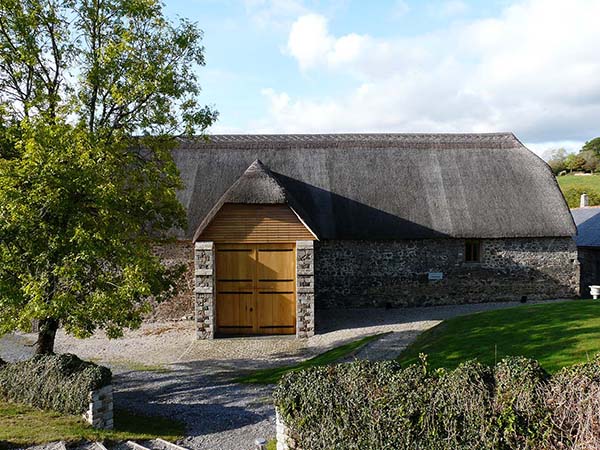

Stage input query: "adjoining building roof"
[
  {"left": 173, "top": 133, "right": 576, "bottom": 240},
  {"left": 571, "top": 207, "right": 600, "bottom": 247}
]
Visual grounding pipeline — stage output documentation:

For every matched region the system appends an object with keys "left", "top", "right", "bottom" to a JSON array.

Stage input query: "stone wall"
[
  {"left": 578, "top": 247, "right": 600, "bottom": 297},
  {"left": 83, "top": 385, "right": 113, "bottom": 429},
  {"left": 276, "top": 409, "right": 297, "bottom": 450},
  {"left": 314, "top": 237, "right": 579, "bottom": 309},
  {"left": 150, "top": 240, "right": 195, "bottom": 321}
]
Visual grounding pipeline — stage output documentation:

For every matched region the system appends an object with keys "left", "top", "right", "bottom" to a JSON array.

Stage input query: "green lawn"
[
  {"left": 398, "top": 300, "right": 600, "bottom": 373},
  {"left": 236, "top": 332, "right": 388, "bottom": 384},
  {"left": 0, "top": 401, "right": 184, "bottom": 447},
  {"left": 556, "top": 173, "right": 600, "bottom": 190},
  {"left": 557, "top": 174, "right": 600, "bottom": 207}
]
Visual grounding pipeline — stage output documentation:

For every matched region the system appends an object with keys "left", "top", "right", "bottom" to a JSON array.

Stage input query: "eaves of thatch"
[{"left": 173, "top": 133, "right": 576, "bottom": 241}]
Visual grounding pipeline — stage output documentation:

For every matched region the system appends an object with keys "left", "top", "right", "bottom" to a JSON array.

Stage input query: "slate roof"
[
  {"left": 172, "top": 133, "right": 576, "bottom": 240},
  {"left": 571, "top": 207, "right": 600, "bottom": 247}
]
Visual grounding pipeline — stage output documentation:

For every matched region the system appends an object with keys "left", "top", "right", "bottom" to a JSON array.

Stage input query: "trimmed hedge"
[
  {"left": 274, "top": 356, "right": 600, "bottom": 449},
  {"left": 0, "top": 353, "right": 111, "bottom": 415},
  {"left": 562, "top": 186, "right": 600, "bottom": 208}
]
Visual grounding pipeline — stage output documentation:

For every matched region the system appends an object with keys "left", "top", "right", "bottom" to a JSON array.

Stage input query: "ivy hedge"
[
  {"left": 0, "top": 353, "right": 111, "bottom": 415},
  {"left": 274, "top": 356, "right": 600, "bottom": 449}
]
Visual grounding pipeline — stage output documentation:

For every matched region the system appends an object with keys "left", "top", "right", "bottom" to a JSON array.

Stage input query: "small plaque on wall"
[{"left": 428, "top": 272, "right": 444, "bottom": 281}]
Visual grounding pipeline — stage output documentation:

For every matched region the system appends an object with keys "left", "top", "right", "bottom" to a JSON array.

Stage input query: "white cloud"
[
  {"left": 286, "top": 14, "right": 333, "bottom": 70},
  {"left": 265, "top": 0, "right": 600, "bottom": 144},
  {"left": 525, "top": 141, "right": 583, "bottom": 158}
]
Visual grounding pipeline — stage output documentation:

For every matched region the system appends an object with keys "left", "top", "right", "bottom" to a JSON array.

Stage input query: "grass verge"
[
  {"left": 117, "top": 361, "right": 171, "bottom": 373},
  {"left": 398, "top": 299, "right": 600, "bottom": 373},
  {"left": 0, "top": 401, "right": 184, "bottom": 447},
  {"left": 235, "top": 332, "right": 388, "bottom": 384}
]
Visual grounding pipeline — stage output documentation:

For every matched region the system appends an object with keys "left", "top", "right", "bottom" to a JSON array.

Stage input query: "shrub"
[
  {"left": 274, "top": 359, "right": 499, "bottom": 450},
  {"left": 562, "top": 186, "right": 600, "bottom": 208},
  {"left": 0, "top": 353, "right": 111, "bottom": 415},
  {"left": 493, "top": 357, "right": 551, "bottom": 449},
  {"left": 274, "top": 356, "right": 600, "bottom": 450},
  {"left": 546, "top": 356, "right": 600, "bottom": 449},
  {"left": 423, "top": 361, "right": 495, "bottom": 449}
]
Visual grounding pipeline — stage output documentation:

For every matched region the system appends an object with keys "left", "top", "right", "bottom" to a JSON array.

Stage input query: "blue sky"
[{"left": 164, "top": 0, "right": 600, "bottom": 156}]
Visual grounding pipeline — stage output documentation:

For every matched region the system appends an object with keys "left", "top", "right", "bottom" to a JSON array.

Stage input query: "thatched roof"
[
  {"left": 571, "top": 207, "right": 600, "bottom": 247},
  {"left": 172, "top": 133, "right": 575, "bottom": 241},
  {"left": 191, "top": 159, "right": 316, "bottom": 241}
]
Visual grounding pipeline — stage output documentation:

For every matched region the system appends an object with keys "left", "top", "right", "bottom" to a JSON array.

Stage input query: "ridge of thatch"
[
  {"left": 177, "top": 132, "right": 520, "bottom": 150},
  {"left": 173, "top": 132, "right": 576, "bottom": 240}
]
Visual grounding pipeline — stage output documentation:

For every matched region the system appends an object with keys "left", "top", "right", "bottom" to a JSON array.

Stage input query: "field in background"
[{"left": 557, "top": 174, "right": 600, "bottom": 207}]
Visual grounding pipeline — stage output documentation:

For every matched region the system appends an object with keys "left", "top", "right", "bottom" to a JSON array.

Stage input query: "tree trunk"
[{"left": 35, "top": 318, "right": 59, "bottom": 355}]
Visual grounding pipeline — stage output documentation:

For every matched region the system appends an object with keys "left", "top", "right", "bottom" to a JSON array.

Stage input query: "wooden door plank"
[
  {"left": 255, "top": 244, "right": 296, "bottom": 335},
  {"left": 216, "top": 242, "right": 296, "bottom": 336},
  {"left": 216, "top": 244, "right": 256, "bottom": 335}
]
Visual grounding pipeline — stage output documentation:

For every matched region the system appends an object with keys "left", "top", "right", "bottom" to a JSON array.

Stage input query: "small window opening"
[{"left": 465, "top": 239, "right": 481, "bottom": 262}]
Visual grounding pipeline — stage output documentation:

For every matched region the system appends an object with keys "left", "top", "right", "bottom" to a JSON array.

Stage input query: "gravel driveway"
[{"left": 0, "top": 300, "right": 564, "bottom": 450}]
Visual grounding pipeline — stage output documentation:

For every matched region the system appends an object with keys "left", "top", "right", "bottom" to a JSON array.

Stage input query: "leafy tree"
[
  {"left": 582, "top": 137, "right": 600, "bottom": 156},
  {"left": 580, "top": 150, "right": 600, "bottom": 173},
  {"left": 564, "top": 154, "right": 586, "bottom": 173},
  {"left": 0, "top": 0, "right": 217, "bottom": 354},
  {"left": 544, "top": 148, "right": 569, "bottom": 175}
]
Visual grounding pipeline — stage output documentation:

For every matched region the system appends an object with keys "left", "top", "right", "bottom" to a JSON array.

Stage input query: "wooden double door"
[{"left": 215, "top": 243, "right": 296, "bottom": 335}]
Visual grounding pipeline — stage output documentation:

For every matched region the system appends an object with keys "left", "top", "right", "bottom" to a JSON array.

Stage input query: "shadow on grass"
[
  {"left": 113, "top": 409, "right": 185, "bottom": 439},
  {"left": 398, "top": 299, "right": 600, "bottom": 373}
]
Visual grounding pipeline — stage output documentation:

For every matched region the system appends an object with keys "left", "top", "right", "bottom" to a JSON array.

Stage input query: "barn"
[
  {"left": 164, "top": 133, "right": 579, "bottom": 339},
  {"left": 571, "top": 203, "right": 600, "bottom": 295}
]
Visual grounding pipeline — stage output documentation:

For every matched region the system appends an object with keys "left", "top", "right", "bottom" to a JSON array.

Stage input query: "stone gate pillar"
[
  {"left": 194, "top": 241, "right": 215, "bottom": 339},
  {"left": 296, "top": 241, "right": 315, "bottom": 338}
]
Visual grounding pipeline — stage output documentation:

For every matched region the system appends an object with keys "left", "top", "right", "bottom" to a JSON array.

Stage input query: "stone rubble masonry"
[
  {"left": 178, "top": 236, "right": 579, "bottom": 337},
  {"left": 314, "top": 237, "right": 580, "bottom": 309},
  {"left": 83, "top": 385, "right": 113, "bottom": 429},
  {"left": 296, "top": 241, "right": 315, "bottom": 338},
  {"left": 276, "top": 409, "right": 297, "bottom": 450},
  {"left": 194, "top": 241, "right": 216, "bottom": 339}
]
